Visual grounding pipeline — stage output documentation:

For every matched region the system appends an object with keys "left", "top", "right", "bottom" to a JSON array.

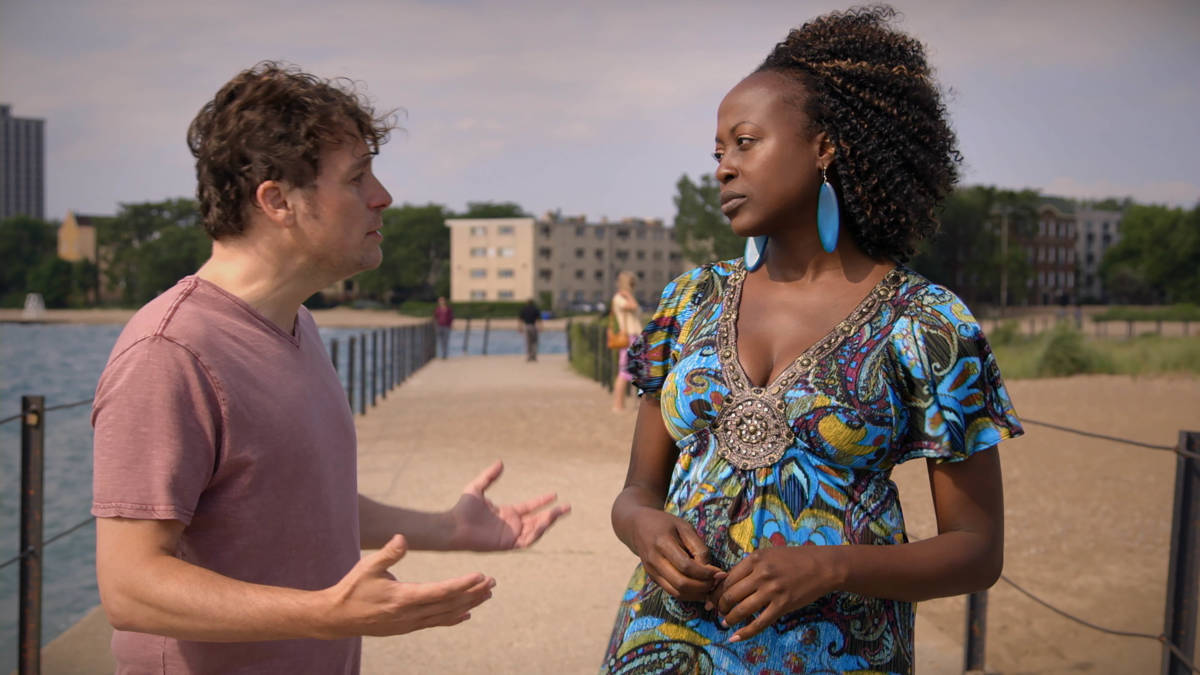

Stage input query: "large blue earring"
[
  {"left": 744, "top": 235, "right": 767, "bottom": 271},
  {"left": 817, "top": 167, "right": 840, "bottom": 253}
]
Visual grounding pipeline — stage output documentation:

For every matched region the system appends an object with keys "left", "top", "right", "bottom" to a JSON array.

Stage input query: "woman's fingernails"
[
  {"left": 728, "top": 634, "right": 742, "bottom": 643},
  {"left": 704, "top": 601, "right": 713, "bottom": 611}
]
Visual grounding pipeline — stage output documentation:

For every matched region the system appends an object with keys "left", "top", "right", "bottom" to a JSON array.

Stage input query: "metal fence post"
[
  {"left": 381, "top": 328, "right": 390, "bottom": 396},
  {"left": 20, "top": 395, "right": 45, "bottom": 675},
  {"left": 347, "top": 336, "right": 356, "bottom": 409},
  {"left": 964, "top": 590, "right": 988, "bottom": 672},
  {"left": 482, "top": 317, "right": 490, "bottom": 356},
  {"left": 1162, "top": 430, "right": 1200, "bottom": 675},
  {"left": 330, "top": 338, "right": 340, "bottom": 373},
  {"left": 358, "top": 332, "right": 366, "bottom": 415},
  {"left": 370, "top": 330, "right": 378, "bottom": 408}
]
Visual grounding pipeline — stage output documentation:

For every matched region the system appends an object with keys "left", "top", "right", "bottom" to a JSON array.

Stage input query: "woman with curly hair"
[{"left": 603, "top": 6, "right": 1023, "bottom": 673}]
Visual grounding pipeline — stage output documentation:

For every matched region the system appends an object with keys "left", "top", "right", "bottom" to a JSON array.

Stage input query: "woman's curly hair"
[
  {"left": 757, "top": 5, "right": 960, "bottom": 261},
  {"left": 187, "top": 61, "right": 395, "bottom": 240}
]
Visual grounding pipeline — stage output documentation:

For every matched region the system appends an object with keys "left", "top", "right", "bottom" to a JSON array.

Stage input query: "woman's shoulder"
[
  {"left": 654, "top": 259, "right": 739, "bottom": 312},
  {"left": 892, "top": 267, "right": 985, "bottom": 339}
]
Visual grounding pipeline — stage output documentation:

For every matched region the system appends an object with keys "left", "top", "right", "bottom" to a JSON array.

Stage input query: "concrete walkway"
[{"left": 37, "top": 353, "right": 961, "bottom": 674}]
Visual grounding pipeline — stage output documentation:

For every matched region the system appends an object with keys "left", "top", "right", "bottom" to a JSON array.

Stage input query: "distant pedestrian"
[
  {"left": 519, "top": 298, "right": 541, "bottom": 361},
  {"left": 609, "top": 271, "right": 641, "bottom": 412},
  {"left": 434, "top": 296, "right": 454, "bottom": 358}
]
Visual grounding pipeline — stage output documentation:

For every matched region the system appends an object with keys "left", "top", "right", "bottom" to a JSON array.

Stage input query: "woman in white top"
[{"left": 611, "top": 270, "right": 642, "bottom": 412}]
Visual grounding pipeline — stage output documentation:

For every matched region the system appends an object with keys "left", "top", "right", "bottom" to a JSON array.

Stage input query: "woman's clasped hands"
[{"left": 631, "top": 507, "right": 844, "bottom": 643}]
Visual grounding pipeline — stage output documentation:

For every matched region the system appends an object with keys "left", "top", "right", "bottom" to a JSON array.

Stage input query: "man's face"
[{"left": 292, "top": 135, "right": 393, "bottom": 281}]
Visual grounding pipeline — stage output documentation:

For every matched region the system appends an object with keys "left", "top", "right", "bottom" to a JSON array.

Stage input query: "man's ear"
[{"left": 253, "top": 180, "right": 294, "bottom": 227}]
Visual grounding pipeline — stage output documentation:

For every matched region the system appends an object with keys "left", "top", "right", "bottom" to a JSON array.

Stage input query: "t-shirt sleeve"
[
  {"left": 625, "top": 265, "right": 713, "bottom": 398},
  {"left": 91, "top": 335, "right": 223, "bottom": 524},
  {"left": 892, "top": 285, "right": 1024, "bottom": 464}
]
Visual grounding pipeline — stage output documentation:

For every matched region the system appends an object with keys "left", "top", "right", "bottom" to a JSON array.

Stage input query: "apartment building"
[
  {"left": 0, "top": 104, "right": 46, "bottom": 220},
  {"left": 1075, "top": 207, "right": 1123, "bottom": 302},
  {"left": 1027, "top": 203, "right": 1078, "bottom": 305},
  {"left": 445, "top": 214, "right": 685, "bottom": 311}
]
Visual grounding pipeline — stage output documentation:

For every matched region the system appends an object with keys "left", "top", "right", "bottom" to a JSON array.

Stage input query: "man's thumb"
[{"left": 372, "top": 534, "right": 408, "bottom": 570}]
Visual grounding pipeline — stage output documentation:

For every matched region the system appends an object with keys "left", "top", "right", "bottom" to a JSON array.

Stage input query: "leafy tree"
[
  {"left": 1101, "top": 203, "right": 1200, "bottom": 304},
  {"left": 672, "top": 173, "right": 738, "bottom": 264},
  {"left": 911, "top": 185, "right": 1037, "bottom": 308},
  {"left": 355, "top": 203, "right": 454, "bottom": 303},
  {"left": 0, "top": 215, "right": 57, "bottom": 306},
  {"left": 460, "top": 201, "right": 526, "bottom": 218},
  {"left": 99, "top": 199, "right": 208, "bottom": 305}
]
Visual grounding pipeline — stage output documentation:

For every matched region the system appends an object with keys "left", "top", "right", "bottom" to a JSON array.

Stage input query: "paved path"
[{"left": 38, "top": 353, "right": 961, "bottom": 674}]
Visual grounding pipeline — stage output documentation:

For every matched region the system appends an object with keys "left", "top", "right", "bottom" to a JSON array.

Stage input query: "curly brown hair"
[
  {"left": 187, "top": 61, "right": 395, "bottom": 239},
  {"left": 756, "top": 5, "right": 960, "bottom": 261}
]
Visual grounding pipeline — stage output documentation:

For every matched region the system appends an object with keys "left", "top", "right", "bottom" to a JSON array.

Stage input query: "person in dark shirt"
[{"left": 518, "top": 299, "right": 541, "bottom": 362}]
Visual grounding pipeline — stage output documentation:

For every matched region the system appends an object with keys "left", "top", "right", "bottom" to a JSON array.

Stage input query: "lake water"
[{"left": 0, "top": 320, "right": 564, "bottom": 672}]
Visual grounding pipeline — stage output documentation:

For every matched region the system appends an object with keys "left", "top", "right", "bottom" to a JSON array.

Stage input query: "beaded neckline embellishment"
[{"left": 710, "top": 263, "right": 906, "bottom": 470}]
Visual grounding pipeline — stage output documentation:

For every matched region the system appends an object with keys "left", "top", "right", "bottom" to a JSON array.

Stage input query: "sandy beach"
[{"left": 32, "top": 356, "right": 1200, "bottom": 674}]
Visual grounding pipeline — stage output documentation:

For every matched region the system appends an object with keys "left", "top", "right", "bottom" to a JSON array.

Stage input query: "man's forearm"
[
  {"left": 100, "top": 554, "right": 333, "bottom": 641},
  {"left": 358, "top": 494, "right": 455, "bottom": 550}
]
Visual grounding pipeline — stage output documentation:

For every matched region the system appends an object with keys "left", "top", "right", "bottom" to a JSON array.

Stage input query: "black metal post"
[
  {"left": 347, "top": 336, "right": 356, "bottom": 409},
  {"left": 370, "top": 330, "right": 378, "bottom": 408},
  {"left": 358, "top": 332, "right": 366, "bottom": 415},
  {"left": 482, "top": 317, "right": 490, "bottom": 356},
  {"left": 462, "top": 317, "right": 471, "bottom": 354},
  {"left": 381, "top": 328, "right": 389, "bottom": 396},
  {"left": 330, "top": 338, "right": 340, "bottom": 372},
  {"left": 565, "top": 318, "right": 573, "bottom": 361},
  {"left": 1162, "top": 431, "right": 1200, "bottom": 675},
  {"left": 392, "top": 327, "right": 399, "bottom": 384},
  {"left": 964, "top": 590, "right": 988, "bottom": 672},
  {"left": 20, "top": 395, "right": 45, "bottom": 675}
]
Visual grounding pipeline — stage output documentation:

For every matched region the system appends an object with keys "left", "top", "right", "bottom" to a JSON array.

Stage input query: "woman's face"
[{"left": 713, "top": 71, "right": 827, "bottom": 238}]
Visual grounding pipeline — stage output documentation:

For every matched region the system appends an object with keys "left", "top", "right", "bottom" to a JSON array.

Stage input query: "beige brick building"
[{"left": 445, "top": 214, "right": 685, "bottom": 312}]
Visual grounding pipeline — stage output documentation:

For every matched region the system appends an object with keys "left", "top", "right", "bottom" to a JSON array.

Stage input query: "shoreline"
[{"left": 0, "top": 308, "right": 574, "bottom": 330}]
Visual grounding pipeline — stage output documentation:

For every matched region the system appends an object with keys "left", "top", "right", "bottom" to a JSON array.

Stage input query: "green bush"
[
  {"left": 988, "top": 320, "right": 1023, "bottom": 346},
  {"left": 568, "top": 317, "right": 616, "bottom": 382},
  {"left": 1034, "top": 326, "right": 1111, "bottom": 377}
]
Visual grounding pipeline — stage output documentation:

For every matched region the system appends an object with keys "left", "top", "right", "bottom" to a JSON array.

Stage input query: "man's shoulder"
[{"left": 108, "top": 277, "right": 238, "bottom": 364}]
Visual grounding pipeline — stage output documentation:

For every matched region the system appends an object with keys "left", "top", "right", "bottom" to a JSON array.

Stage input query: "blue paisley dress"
[{"left": 601, "top": 259, "right": 1023, "bottom": 675}]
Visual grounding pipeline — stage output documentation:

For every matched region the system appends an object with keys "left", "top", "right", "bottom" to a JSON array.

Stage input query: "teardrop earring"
[
  {"left": 817, "top": 167, "right": 840, "bottom": 253},
  {"left": 744, "top": 234, "right": 767, "bottom": 271}
]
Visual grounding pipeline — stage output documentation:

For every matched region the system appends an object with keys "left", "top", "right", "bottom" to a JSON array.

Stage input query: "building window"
[
  {"left": 470, "top": 268, "right": 487, "bottom": 278},
  {"left": 575, "top": 248, "right": 585, "bottom": 259},
  {"left": 469, "top": 226, "right": 487, "bottom": 236},
  {"left": 615, "top": 249, "right": 630, "bottom": 261},
  {"left": 539, "top": 268, "right": 552, "bottom": 281},
  {"left": 595, "top": 249, "right": 604, "bottom": 260},
  {"left": 498, "top": 247, "right": 515, "bottom": 257},
  {"left": 498, "top": 268, "right": 515, "bottom": 278},
  {"left": 594, "top": 270, "right": 604, "bottom": 280},
  {"left": 636, "top": 270, "right": 645, "bottom": 280},
  {"left": 636, "top": 229, "right": 646, "bottom": 239},
  {"left": 498, "top": 290, "right": 515, "bottom": 299},
  {"left": 538, "top": 247, "right": 552, "bottom": 260},
  {"left": 594, "top": 290, "right": 605, "bottom": 302},
  {"left": 470, "top": 247, "right": 487, "bottom": 257},
  {"left": 669, "top": 252, "right": 682, "bottom": 262},
  {"left": 540, "top": 225, "right": 551, "bottom": 237},
  {"left": 497, "top": 225, "right": 515, "bottom": 235},
  {"left": 616, "top": 228, "right": 630, "bottom": 240},
  {"left": 595, "top": 228, "right": 605, "bottom": 239},
  {"left": 470, "top": 290, "right": 487, "bottom": 300},
  {"left": 575, "top": 270, "right": 584, "bottom": 280},
  {"left": 574, "top": 290, "right": 585, "bottom": 301},
  {"left": 636, "top": 250, "right": 645, "bottom": 260},
  {"left": 652, "top": 251, "right": 662, "bottom": 261}
]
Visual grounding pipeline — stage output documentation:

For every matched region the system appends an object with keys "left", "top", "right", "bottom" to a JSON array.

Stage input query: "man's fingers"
[
  {"left": 509, "top": 492, "right": 559, "bottom": 515},
  {"left": 462, "top": 460, "right": 504, "bottom": 496},
  {"left": 513, "top": 504, "right": 572, "bottom": 548},
  {"left": 402, "top": 572, "right": 493, "bottom": 608}
]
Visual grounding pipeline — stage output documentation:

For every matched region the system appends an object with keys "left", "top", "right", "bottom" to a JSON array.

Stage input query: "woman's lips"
[{"left": 720, "top": 195, "right": 747, "bottom": 217}]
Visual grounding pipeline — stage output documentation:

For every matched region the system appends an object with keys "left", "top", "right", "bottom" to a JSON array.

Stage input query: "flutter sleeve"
[
  {"left": 625, "top": 265, "right": 715, "bottom": 398},
  {"left": 892, "top": 284, "right": 1024, "bottom": 463}
]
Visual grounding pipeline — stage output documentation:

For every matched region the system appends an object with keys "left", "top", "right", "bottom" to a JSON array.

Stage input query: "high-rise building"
[
  {"left": 445, "top": 214, "right": 685, "bottom": 311},
  {"left": 0, "top": 104, "right": 46, "bottom": 220}
]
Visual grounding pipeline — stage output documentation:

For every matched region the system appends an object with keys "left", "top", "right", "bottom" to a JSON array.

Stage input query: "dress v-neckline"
[{"left": 717, "top": 262, "right": 905, "bottom": 395}]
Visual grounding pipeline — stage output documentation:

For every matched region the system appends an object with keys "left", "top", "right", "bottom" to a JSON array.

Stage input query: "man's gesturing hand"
[
  {"left": 320, "top": 535, "right": 495, "bottom": 638},
  {"left": 449, "top": 460, "right": 571, "bottom": 551}
]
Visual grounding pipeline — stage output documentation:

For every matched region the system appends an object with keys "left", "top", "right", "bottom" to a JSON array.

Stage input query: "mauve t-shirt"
[{"left": 92, "top": 276, "right": 361, "bottom": 674}]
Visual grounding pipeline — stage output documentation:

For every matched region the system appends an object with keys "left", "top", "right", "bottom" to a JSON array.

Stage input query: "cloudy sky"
[{"left": 2, "top": 0, "right": 1197, "bottom": 223}]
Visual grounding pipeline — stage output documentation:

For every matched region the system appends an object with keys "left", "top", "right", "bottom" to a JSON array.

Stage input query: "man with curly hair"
[{"left": 90, "top": 62, "right": 569, "bottom": 674}]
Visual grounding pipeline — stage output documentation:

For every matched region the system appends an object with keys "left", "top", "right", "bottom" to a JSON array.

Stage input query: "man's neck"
[{"left": 196, "top": 239, "right": 330, "bottom": 334}]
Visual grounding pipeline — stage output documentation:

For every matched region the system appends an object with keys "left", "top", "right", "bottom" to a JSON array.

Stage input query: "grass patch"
[{"left": 992, "top": 326, "right": 1200, "bottom": 379}]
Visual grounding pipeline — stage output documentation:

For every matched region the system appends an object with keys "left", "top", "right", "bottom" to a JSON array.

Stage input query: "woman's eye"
[
  {"left": 712, "top": 151, "right": 724, "bottom": 163},
  {"left": 736, "top": 136, "right": 755, "bottom": 147}
]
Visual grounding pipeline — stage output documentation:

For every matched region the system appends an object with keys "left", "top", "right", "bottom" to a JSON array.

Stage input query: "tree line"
[
  {"left": 0, "top": 199, "right": 523, "bottom": 309},
  {"left": 671, "top": 173, "right": 1200, "bottom": 308}
]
